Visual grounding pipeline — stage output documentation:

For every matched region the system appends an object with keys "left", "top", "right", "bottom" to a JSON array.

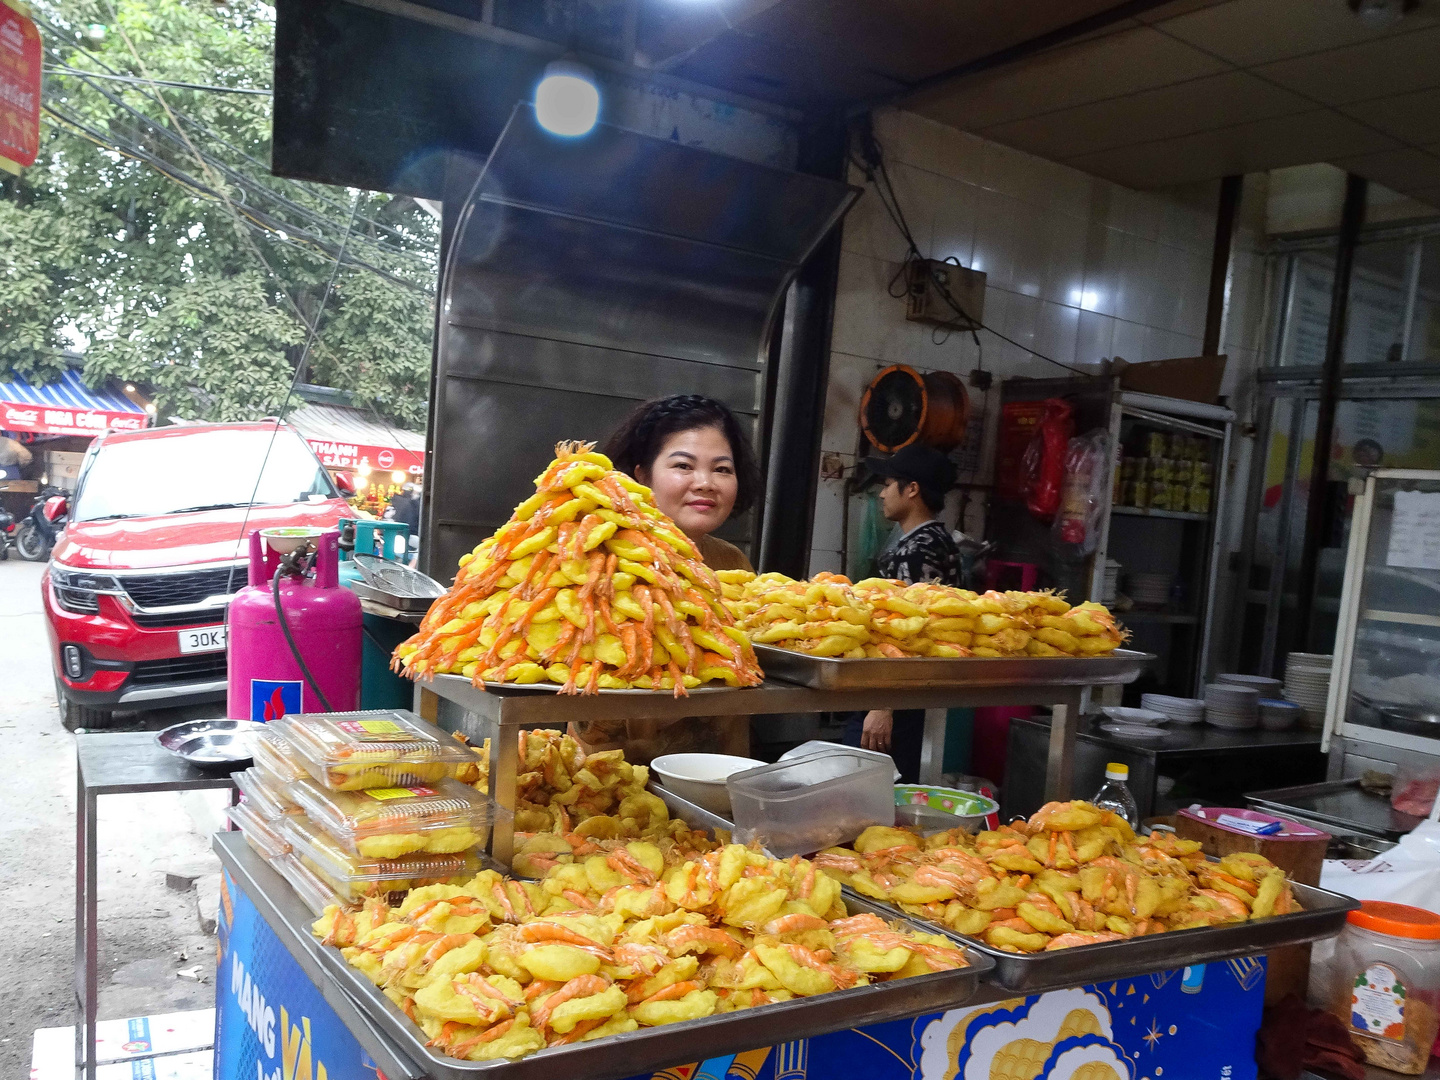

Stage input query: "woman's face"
[{"left": 636, "top": 426, "right": 738, "bottom": 539}]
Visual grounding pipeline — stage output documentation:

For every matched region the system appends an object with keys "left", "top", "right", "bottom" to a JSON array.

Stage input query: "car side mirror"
[
  {"left": 333, "top": 473, "right": 357, "bottom": 496},
  {"left": 43, "top": 495, "right": 68, "bottom": 522}
]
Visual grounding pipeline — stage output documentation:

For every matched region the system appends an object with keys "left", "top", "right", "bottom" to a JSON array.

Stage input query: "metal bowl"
[
  {"left": 155, "top": 719, "right": 264, "bottom": 769},
  {"left": 1378, "top": 705, "right": 1440, "bottom": 737}
]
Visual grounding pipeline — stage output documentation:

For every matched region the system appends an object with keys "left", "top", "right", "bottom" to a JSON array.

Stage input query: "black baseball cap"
[{"left": 865, "top": 443, "right": 956, "bottom": 496}]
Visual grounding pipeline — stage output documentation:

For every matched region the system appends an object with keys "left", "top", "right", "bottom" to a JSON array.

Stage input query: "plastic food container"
[
  {"left": 1391, "top": 760, "right": 1440, "bottom": 818},
  {"left": 276, "top": 813, "right": 481, "bottom": 901},
  {"left": 284, "top": 775, "right": 502, "bottom": 858},
  {"left": 271, "top": 710, "right": 475, "bottom": 791},
  {"left": 233, "top": 767, "right": 303, "bottom": 821},
  {"left": 1327, "top": 901, "right": 1440, "bottom": 1074},
  {"left": 272, "top": 853, "right": 353, "bottom": 916},
  {"left": 727, "top": 748, "right": 893, "bottom": 858},
  {"left": 650, "top": 753, "right": 764, "bottom": 816},
  {"left": 227, "top": 800, "right": 291, "bottom": 862},
  {"left": 253, "top": 726, "right": 310, "bottom": 784}
]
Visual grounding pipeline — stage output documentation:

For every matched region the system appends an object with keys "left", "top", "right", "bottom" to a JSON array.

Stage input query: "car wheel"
[
  {"left": 16, "top": 522, "right": 48, "bottom": 562},
  {"left": 55, "top": 674, "right": 111, "bottom": 732}
]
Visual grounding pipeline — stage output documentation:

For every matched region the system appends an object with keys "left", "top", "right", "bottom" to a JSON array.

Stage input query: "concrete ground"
[{"left": 0, "top": 558, "right": 230, "bottom": 1076}]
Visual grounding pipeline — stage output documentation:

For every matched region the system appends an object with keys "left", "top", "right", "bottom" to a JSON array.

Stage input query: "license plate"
[{"left": 178, "top": 625, "right": 227, "bottom": 654}]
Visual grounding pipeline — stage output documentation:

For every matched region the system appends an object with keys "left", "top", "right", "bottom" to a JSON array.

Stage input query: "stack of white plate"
[
  {"left": 1128, "top": 571, "right": 1172, "bottom": 607},
  {"left": 1216, "top": 673, "right": 1283, "bottom": 697},
  {"left": 1102, "top": 560, "right": 1121, "bottom": 605},
  {"left": 1204, "top": 683, "right": 1260, "bottom": 730},
  {"left": 1142, "top": 693, "right": 1205, "bottom": 724},
  {"left": 1284, "top": 652, "right": 1334, "bottom": 730}
]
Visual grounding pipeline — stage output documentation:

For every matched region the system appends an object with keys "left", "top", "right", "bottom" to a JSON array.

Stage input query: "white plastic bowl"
[
  {"left": 650, "top": 753, "right": 764, "bottom": 816},
  {"left": 1100, "top": 706, "right": 1169, "bottom": 726}
]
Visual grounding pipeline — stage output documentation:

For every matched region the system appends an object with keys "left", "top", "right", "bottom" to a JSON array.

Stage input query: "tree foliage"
[{"left": 0, "top": 0, "right": 437, "bottom": 429}]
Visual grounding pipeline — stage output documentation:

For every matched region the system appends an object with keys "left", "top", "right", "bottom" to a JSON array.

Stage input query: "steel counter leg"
[
  {"left": 75, "top": 782, "right": 98, "bottom": 1080},
  {"left": 1044, "top": 690, "right": 1084, "bottom": 801},
  {"left": 918, "top": 708, "right": 947, "bottom": 786},
  {"left": 487, "top": 706, "right": 516, "bottom": 868}
]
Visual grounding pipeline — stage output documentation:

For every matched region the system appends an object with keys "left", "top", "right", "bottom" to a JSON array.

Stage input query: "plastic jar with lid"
[{"left": 1328, "top": 901, "right": 1440, "bottom": 1074}]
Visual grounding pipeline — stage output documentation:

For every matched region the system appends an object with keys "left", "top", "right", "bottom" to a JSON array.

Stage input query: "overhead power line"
[{"left": 44, "top": 64, "right": 271, "bottom": 95}]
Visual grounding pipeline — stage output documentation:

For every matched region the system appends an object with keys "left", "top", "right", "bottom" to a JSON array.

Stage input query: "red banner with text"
[{"left": 0, "top": 1, "right": 41, "bottom": 172}]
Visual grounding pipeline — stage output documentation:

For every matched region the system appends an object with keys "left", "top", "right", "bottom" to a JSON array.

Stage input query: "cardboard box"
[{"left": 1115, "top": 354, "right": 1228, "bottom": 404}]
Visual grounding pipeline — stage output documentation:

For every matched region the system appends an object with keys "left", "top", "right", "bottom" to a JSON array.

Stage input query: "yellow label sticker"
[
  {"left": 366, "top": 786, "right": 432, "bottom": 801},
  {"left": 336, "top": 718, "right": 405, "bottom": 736}
]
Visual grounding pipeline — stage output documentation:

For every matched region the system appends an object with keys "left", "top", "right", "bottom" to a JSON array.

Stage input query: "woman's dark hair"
[{"left": 604, "top": 395, "right": 761, "bottom": 516}]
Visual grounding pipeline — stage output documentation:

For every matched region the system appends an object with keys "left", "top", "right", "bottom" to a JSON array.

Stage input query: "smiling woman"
[{"left": 602, "top": 394, "right": 759, "bottom": 574}]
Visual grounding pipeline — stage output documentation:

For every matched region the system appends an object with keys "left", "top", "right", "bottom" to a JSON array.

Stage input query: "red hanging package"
[{"left": 1020, "top": 398, "right": 1073, "bottom": 523}]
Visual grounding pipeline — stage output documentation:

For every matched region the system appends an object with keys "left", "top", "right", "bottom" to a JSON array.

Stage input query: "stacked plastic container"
[{"left": 227, "top": 710, "right": 501, "bottom": 914}]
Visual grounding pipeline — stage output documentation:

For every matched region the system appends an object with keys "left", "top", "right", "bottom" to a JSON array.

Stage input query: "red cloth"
[{"left": 1256, "top": 995, "right": 1364, "bottom": 1080}]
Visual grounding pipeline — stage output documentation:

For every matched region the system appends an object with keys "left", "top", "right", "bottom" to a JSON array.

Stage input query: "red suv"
[{"left": 43, "top": 422, "right": 354, "bottom": 729}]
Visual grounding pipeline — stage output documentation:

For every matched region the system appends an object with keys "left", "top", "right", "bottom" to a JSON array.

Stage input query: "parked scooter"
[
  {"left": 15, "top": 486, "right": 66, "bottom": 562},
  {"left": 0, "top": 506, "right": 14, "bottom": 560}
]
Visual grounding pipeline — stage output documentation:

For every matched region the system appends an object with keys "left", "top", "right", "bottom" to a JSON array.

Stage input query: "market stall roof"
[
  {"left": 286, "top": 401, "right": 425, "bottom": 474},
  {"left": 0, "top": 368, "right": 149, "bottom": 438}
]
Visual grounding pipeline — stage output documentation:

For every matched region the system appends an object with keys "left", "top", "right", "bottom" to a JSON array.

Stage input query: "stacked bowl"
[
  {"left": 1141, "top": 693, "right": 1205, "bottom": 724},
  {"left": 1204, "top": 682, "right": 1260, "bottom": 729},
  {"left": 1258, "top": 698, "right": 1302, "bottom": 731},
  {"left": 1284, "top": 652, "right": 1334, "bottom": 730}
]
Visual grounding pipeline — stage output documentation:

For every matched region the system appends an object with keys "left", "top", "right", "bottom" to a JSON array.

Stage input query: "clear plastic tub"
[
  {"left": 233, "top": 767, "right": 303, "bottom": 821},
  {"left": 284, "top": 775, "right": 502, "bottom": 858},
  {"left": 253, "top": 726, "right": 310, "bottom": 784},
  {"left": 727, "top": 748, "right": 894, "bottom": 858},
  {"left": 1391, "top": 760, "right": 1440, "bottom": 818},
  {"left": 271, "top": 711, "right": 475, "bottom": 791},
  {"left": 1327, "top": 901, "right": 1440, "bottom": 1074},
  {"left": 272, "top": 853, "right": 353, "bottom": 917},
  {"left": 227, "top": 800, "right": 291, "bottom": 862},
  {"left": 276, "top": 813, "right": 482, "bottom": 901}
]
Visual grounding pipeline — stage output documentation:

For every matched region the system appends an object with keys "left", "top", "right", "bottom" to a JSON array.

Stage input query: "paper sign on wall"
[{"left": 1386, "top": 490, "right": 1440, "bottom": 570}]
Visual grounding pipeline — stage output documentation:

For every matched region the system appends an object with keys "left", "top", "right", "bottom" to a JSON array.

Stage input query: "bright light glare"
[
  {"left": 535, "top": 61, "right": 599, "bottom": 137},
  {"left": 390, "top": 471, "right": 405, "bottom": 484},
  {"left": 1070, "top": 289, "right": 1100, "bottom": 310}
]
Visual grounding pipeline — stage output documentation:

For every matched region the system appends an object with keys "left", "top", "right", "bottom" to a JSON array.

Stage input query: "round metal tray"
[{"left": 155, "top": 719, "right": 264, "bottom": 769}]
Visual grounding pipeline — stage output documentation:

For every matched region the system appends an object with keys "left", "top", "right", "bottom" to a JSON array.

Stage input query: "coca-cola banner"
[
  {"left": 307, "top": 439, "right": 425, "bottom": 474},
  {"left": 1, "top": 401, "right": 148, "bottom": 437},
  {"left": 0, "top": 1, "right": 41, "bottom": 172}
]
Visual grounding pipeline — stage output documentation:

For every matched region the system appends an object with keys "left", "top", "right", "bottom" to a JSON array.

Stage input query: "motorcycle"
[
  {"left": 15, "top": 486, "right": 66, "bottom": 562},
  {"left": 0, "top": 506, "right": 13, "bottom": 560}
]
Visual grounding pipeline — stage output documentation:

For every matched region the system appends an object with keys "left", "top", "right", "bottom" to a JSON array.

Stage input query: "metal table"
[
  {"left": 74, "top": 731, "right": 237, "bottom": 1080},
  {"left": 1004, "top": 715, "right": 1326, "bottom": 819},
  {"left": 416, "top": 674, "right": 1103, "bottom": 864}
]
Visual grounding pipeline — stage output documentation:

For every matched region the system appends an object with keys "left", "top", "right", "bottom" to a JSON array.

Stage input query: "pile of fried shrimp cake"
[
  {"left": 313, "top": 843, "right": 968, "bottom": 1061},
  {"left": 505, "top": 730, "right": 721, "bottom": 879},
  {"left": 393, "top": 442, "right": 762, "bottom": 695},
  {"left": 719, "top": 571, "right": 1126, "bottom": 659},
  {"left": 813, "top": 800, "right": 1300, "bottom": 953}
]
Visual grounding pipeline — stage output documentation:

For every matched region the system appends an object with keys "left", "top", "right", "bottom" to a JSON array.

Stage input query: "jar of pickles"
[{"left": 1329, "top": 901, "right": 1440, "bottom": 1074}]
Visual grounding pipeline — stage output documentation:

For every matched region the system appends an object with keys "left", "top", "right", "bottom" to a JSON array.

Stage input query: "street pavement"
[{"left": 0, "top": 558, "right": 226, "bottom": 1076}]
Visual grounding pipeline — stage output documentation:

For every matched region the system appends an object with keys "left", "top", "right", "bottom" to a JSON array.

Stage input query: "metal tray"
[
  {"left": 227, "top": 774, "right": 993, "bottom": 1080},
  {"left": 753, "top": 645, "right": 1152, "bottom": 691},
  {"left": 1247, "top": 779, "right": 1422, "bottom": 841},
  {"left": 841, "top": 877, "right": 1357, "bottom": 994}
]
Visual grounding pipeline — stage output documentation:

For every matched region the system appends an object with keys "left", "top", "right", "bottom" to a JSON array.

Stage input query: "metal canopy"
[{"left": 422, "top": 105, "right": 857, "bottom": 578}]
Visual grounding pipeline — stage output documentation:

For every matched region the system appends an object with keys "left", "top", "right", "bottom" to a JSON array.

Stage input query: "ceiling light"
[
  {"left": 1346, "top": 0, "right": 1415, "bottom": 28},
  {"left": 535, "top": 60, "right": 600, "bottom": 137}
]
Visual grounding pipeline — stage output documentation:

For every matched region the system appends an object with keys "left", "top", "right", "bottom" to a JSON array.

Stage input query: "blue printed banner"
[{"left": 249, "top": 679, "right": 302, "bottom": 723}]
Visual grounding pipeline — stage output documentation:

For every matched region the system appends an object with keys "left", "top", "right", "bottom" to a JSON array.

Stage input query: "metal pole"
[
  {"left": 1203, "top": 175, "right": 1243, "bottom": 357},
  {"left": 1294, "top": 173, "right": 1367, "bottom": 652}
]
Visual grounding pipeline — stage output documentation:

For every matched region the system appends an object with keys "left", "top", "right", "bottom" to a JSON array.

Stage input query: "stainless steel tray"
[
  {"left": 226, "top": 778, "right": 993, "bottom": 1080},
  {"left": 1247, "top": 779, "right": 1422, "bottom": 842},
  {"left": 841, "top": 877, "right": 1358, "bottom": 993},
  {"left": 754, "top": 645, "right": 1153, "bottom": 691}
]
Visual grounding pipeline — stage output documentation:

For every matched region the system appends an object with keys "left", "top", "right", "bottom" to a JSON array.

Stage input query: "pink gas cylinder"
[{"left": 227, "top": 529, "right": 363, "bottom": 721}]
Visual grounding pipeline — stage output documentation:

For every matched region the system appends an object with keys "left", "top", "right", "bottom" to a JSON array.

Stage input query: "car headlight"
[{"left": 51, "top": 566, "right": 124, "bottom": 614}]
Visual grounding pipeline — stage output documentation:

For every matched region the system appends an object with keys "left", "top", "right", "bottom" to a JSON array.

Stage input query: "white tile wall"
[{"left": 812, "top": 107, "right": 1267, "bottom": 567}]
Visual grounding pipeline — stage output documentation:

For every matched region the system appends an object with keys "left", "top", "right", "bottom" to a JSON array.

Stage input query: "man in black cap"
[{"left": 845, "top": 442, "right": 962, "bottom": 779}]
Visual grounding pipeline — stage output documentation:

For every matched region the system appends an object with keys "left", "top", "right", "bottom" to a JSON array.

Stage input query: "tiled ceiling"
[{"left": 905, "top": 0, "right": 1440, "bottom": 207}]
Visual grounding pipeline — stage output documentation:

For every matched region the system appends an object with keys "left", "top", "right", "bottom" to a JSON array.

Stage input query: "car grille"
[
  {"left": 129, "top": 654, "right": 228, "bottom": 686},
  {"left": 121, "top": 565, "right": 243, "bottom": 627},
  {"left": 121, "top": 566, "right": 245, "bottom": 608}
]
